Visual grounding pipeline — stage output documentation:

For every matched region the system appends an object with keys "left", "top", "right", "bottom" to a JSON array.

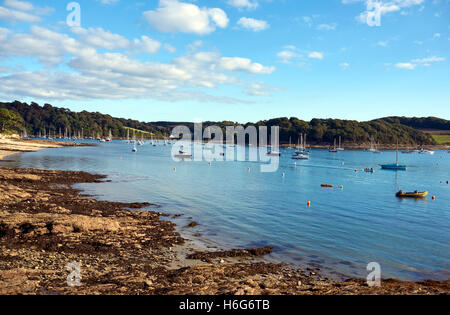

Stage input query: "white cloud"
[
  {"left": 143, "top": 0, "right": 229, "bottom": 35},
  {"left": 237, "top": 17, "right": 269, "bottom": 31},
  {"left": 134, "top": 36, "right": 162, "bottom": 54},
  {"left": 227, "top": 0, "right": 259, "bottom": 10},
  {"left": 308, "top": 52, "right": 324, "bottom": 59},
  {"left": 277, "top": 46, "right": 324, "bottom": 65},
  {"left": 244, "top": 82, "right": 278, "bottom": 96},
  {"left": 277, "top": 50, "right": 300, "bottom": 64},
  {"left": 218, "top": 57, "right": 275, "bottom": 74},
  {"left": 0, "top": 5, "right": 41, "bottom": 22},
  {"left": 340, "top": 62, "right": 350, "bottom": 68},
  {"left": 4, "top": 0, "right": 33, "bottom": 11},
  {"left": 71, "top": 27, "right": 131, "bottom": 50},
  {"left": 317, "top": 23, "right": 337, "bottom": 31},
  {"left": 395, "top": 62, "right": 416, "bottom": 69},
  {"left": 392, "top": 56, "right": 445, "bottom": 70},
  {"left": 349, "top": 0, "right": 425, "bottom": 23},
  {"left": 0, "top": 26, "right": 275, "bottom": 102},
  {"left": 0, "top": 0, "right": 53, "bottom": 23},
  {"left": 412, "top": 56, "right": 445, "bottom": 63}
]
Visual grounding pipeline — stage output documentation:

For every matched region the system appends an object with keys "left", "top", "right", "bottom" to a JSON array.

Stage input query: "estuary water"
[{"left": 3, "top": 140, "right": 449, "bottom": 281}]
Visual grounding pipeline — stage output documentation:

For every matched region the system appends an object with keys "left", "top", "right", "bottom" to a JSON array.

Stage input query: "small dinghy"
[{"left": 396, "top": 190, "right": 428, "bottom": 198}]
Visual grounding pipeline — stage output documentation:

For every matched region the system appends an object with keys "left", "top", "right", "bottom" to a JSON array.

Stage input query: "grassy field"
[
  {"left": 432, "top": 134, "right": 450, "bottom": 144},
  {"left": 123, "top": 126, "right": 154, "bottom": 136}
]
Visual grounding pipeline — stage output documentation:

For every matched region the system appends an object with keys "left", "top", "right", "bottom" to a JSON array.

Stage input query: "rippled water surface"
[{"left": 3, "top": 140, "right": 449, "bottom": 281}]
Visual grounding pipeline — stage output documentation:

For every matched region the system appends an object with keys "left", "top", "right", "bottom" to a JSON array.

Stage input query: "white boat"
[
  {"left": 418, "top": 149, "right": 435, "bottom": 155},
  {"left": 175, "top": 150, "right": 192, "bottom": 159},
  {"left": 368, "top": 136, "right": 381, "bottom": 153},
  {"left": 267, "top": 151, "right": 281, "bottom": 157},
  {"left": 292, "top": 152, "right": 309, "bottom": 160},
  {"left": 106, "top": 129, "right": 112, "bottom": 142},
  {"left": 296, "top": 133, "right": 310, "bottom": 155},
  {"left": 337, "top": 136, "right": 344, "bottom": 151},
  {"left": 132, "top": 144, "right": 137, "bottom": 152}
]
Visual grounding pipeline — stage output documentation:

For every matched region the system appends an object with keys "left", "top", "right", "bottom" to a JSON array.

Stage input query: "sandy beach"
[
  {"left": 0, "top": 135, "right": 90, "bottom": 161},
  {"left": 0, "top": 138, "right": 449, "bottom": 295}
]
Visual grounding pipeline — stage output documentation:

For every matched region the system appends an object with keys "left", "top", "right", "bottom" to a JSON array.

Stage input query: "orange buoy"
[
  {"left": 174, "top": 168, "right": 176, "bottom": 172},
  {"left": 307, "top": 201, "right": 311, "bottom": 207},
  {"left": 432, "top": 196, "right": 436, "bottom": 200}
]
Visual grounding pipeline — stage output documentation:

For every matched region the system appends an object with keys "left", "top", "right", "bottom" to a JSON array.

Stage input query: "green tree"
[{"left": 0, "top": 108, "right": 24, "bottom": 134}]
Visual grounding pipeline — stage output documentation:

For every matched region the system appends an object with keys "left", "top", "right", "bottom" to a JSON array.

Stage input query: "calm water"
[{"left": 2, "top": 140, "right": 449, "bottom": 281}]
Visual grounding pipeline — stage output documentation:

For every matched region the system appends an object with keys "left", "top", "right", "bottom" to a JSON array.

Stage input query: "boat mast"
[{"left": 396, "top": 140, "right": 399, "bottom": 165}]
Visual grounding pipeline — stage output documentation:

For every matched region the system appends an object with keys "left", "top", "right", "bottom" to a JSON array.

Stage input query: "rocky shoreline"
[{"left": 0, "top": 166, "right": 449, "bottom": 295}]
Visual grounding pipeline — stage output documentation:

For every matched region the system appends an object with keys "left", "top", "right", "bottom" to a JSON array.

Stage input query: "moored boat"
[
  {"left": 381, "top": 141, "right": 407, "bottom": 170},
  {"left": 396, "top": 190, "right": 428, "bottom": 198},
  {"left": 418, "top": 149, "right": 435, "bottom": 155},
  {"left": 267, "top": 151, "right": 281, "bottom": 157}
]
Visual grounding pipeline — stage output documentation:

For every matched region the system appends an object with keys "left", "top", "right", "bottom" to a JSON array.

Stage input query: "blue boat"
[
  {"left": 381, "top": 142, "right": 407, "bottom": 170},
  {"left": 381, "top": 163, "right": 407, "bottom": 170}
]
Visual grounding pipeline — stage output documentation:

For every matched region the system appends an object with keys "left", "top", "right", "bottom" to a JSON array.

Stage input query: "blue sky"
[{"left": 0, "top": 0, "right": 449, "bottom": 123}]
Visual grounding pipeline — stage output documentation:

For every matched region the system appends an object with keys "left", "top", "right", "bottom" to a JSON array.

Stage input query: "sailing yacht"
[
  {"left": 175, "top": 145, "right": 192, "bottom": 159},
  {"left": 138, "top": 133, "right": 144, "bottom": 146},
  {"left": 381, "top": 141, "right": 407, "bottom": 170},
  {"left": 292, "top": 133, "right": 310, "bottom": 159},
  {"left": 106, "top": 129, "right": 112, "bottom": 142},
  {"left": 368, "top": 136, "right": 381, "bottom": 153},
  {"left": 132, "top": 131, "right": 137, "bottom": 152},
  {"left": 337, "top": 136, "right": 344, "bottom": 151},
  {"left": 329, "top": 138, "right": 338, "bottom": 153}
]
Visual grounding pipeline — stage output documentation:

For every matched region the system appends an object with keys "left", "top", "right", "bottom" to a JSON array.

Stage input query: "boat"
[
  {"left": 175, "top": 150, "right": 192, "bottom": 159},
  {"left": 132, "top": 143, "right": 137, "bottom": 152},
  {"left": 381, "top": 141, "right": 407, "bottom": 170},
  {"left": 329, "top": 138, "right": 338, "bottom": 153},
  {"left": 267, "top": 151, "right": 281, "bottom": 157},
  {"left": 418, "top": 149, "right": 435, "bottom": 155},
  {"left": 337, "top": 136, "right": 344, "bottom": 151},
  {"left": 321, "top": 184, "right": 334, "bottom": 188},
  {"left": 295, "top": 134, "right": 310, "bottom": 155},
  {"left": 368, "top": 135, "right": 381, "bottom": 153},
  {"left": 292, "top": 134, "right": 310, "bottom": 159},
  {"left": 396, "top": 191, "right": 428, "bottom": 198},
  {"left": 106, "top": 129, "right": 112, "bottom": 142},
  {"left": 175, "top": 145, "right": 192, "bottom": 159},
  {"left": 292, "top": 152, "right": 309, "bottom": 160}
]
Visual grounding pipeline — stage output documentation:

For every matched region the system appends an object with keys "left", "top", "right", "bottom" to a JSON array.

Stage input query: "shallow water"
[{"left": 3, "top": 140, "right": 449, "bottom": 281}]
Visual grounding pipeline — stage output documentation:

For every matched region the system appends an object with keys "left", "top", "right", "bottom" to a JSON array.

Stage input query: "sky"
[{"left": 0, "top": 0, "right": 449, "bottom": 123}]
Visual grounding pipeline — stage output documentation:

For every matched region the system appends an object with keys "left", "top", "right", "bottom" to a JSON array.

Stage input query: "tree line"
[{"left": 1, "top": 101, "right": 446, "bottom": 145}]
